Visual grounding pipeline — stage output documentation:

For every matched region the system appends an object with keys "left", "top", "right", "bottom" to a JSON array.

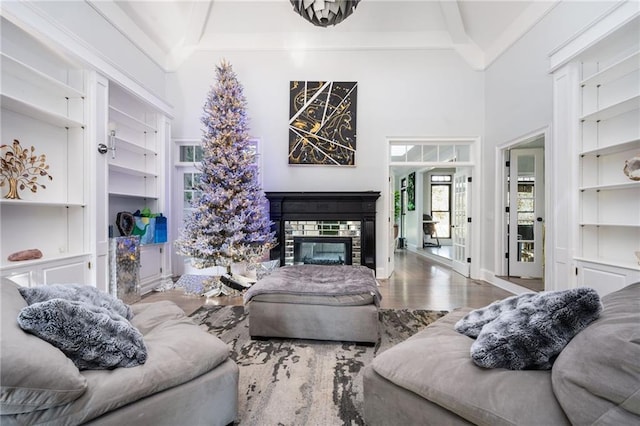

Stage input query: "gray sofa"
[
  {"left": 0, "top": 279, "right": 239, "bottom": 425},
  {"left": 363, "top": 282, "right": 640, "bottom": 425}
]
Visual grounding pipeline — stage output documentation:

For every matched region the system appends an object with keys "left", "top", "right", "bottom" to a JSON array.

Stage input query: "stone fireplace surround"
[{"left": 265, "top": 191, "right": 381, "bottom": 271}]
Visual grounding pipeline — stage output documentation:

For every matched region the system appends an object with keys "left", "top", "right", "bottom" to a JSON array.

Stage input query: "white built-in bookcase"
[
  {"left": 551, "top": 6, "right": 640, "bottom": 295},
  {"left": 1, "top": 15, "right": 172, "bottom": 293},
  {"left": 0, "top": 18, "right": 90, "bottom": 286},
  {"left": 108, "top": 83, "right": 171, "bottom": 294},
  {"left": 578, "top": 48, "right": 640, "bottom": 267}
]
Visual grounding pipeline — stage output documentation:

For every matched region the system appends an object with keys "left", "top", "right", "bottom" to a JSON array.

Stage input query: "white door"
[
  {"left": 388, "top": 174, "right": 395, "bottom": 275},
  {"left": 93, "top": 73, "right": 110, "bottom": 292},
  {"left": 509, "top": 148, "right": 544, "bottom": 278},
  {"left": 452, "top": 170, "right": 470, "bottom": 277}
]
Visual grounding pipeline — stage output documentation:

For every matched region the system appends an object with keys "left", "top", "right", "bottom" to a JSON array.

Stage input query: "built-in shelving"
[
  {"left": 1, "top": 18, "right": 89, "bottom": 285},
  {"left": 106, "top": 82, "right": 170, "bottom": 294},
  {"left": 0, "top": 199, "right": 85, "bottom": 207},
  {"left": 580, "top": 138, "right": 640, "bottom": 156},
  {"left": 1, "top": 94, "right": 84, "bottom": 128},
  {"left": 1, "top": 52, "right": 84, "bottom": 99},
  {"left": 574, "top": 14, "right": 640, "bottom": 292},
  {"left": 580, "top": 95, "right": 640, "bottom": 122},
  {"left": 109, "top": 105, "right": 156, "bottom": 132},
  {"left": 579, "top": 181, "right": 640, "bottom": 191},
  {"left": 580, "top": 51, "right": 640, "bottom": 87}
]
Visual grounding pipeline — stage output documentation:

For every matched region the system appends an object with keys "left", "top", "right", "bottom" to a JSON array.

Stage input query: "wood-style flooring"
[{"left": 139, "top": 250, "right": 513, "bottom": 315}]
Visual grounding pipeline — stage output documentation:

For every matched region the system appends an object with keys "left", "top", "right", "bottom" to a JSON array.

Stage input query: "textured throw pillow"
[
  {"left": 19, "top": 283, "right": 133, "bottom": 320},
  {"left": 18, "top": 298, "right": 147, "bottom": 370},
  {"left": 1, "top": 279, "right": 87, "bottom": 415},
  {"left": 470, "top": 287, "right": 602, "bottom": 370},
  {"left": 454, "top": 292, "right": 537, "bottom": 338}
]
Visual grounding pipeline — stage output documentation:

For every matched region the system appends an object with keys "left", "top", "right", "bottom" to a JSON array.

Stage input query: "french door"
[
  {"left": 508, "top": 148, "right": 544, "bottom": 278},
  {"left": 452, "top": 170, "right": 470, "bottom": 277}
]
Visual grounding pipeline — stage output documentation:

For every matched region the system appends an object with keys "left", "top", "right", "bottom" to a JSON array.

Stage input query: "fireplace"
[
  {"left": 294, "top": 236, "right": 353, "bottom": 265},
  {"left": 265, "top": 191, "right": 380, "bottom": 271}
]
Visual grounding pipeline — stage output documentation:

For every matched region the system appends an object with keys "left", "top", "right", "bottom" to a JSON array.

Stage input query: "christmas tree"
[{"left": 176, "top": 60, "right": 275, "bottom": 275}]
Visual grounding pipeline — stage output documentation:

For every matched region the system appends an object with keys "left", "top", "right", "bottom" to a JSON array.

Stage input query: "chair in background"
[{"left": 422, "top": 214, "right": 440, "bottom": 248}]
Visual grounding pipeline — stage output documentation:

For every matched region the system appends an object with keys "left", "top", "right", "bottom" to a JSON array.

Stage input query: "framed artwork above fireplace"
[{"left": 288, "top": 81, "right": 358, "bottom": 166}]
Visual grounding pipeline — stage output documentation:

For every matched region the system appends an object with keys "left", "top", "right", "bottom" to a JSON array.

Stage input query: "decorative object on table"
[
  {"left": 290, "top": 0, "right": 360, "bottom": 27},
  {"left": 289, "top": 81, "right": 358, "bottom": 166},
  {"left": 109, "top": 236, "right": 141, "bottom": 304},
  {"left": 0, "top": 139, "right": 53, "bottom": 200},
  {"left": 116, "top": 211, "right": 135, "bottom": 236},
  {"left": 407, "top": 172, "right": 416, "bottom": 211},
  {"left": 7, "top": 248, "right": 43, "bottom": 262},
  {"left": 623, "top": 154, "right": 640, "bottom": 181},
  {"left": 154, "top": 214, "right": 167, "bottom": 243},
  {"left": 132, "top": 208, "right": 156, "bottom": 245},
  {"left": 175, "top": 59, "right": 276, "bottom": 294}
]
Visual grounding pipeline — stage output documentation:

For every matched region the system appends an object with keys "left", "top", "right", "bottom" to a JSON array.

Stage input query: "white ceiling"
[{"left": 88, "top": 0, "right": 559, "bottom": 71}]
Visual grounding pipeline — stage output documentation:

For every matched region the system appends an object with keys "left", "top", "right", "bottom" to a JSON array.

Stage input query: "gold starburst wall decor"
[
  {"left": 0, "top": 139, "right": 53, "bottom": 200},
  {"left": 289, "top": 81, "right": 358, "bottom": 166}
]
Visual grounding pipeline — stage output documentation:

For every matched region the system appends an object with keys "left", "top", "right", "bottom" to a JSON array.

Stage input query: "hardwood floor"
[
  {"left": 379, "top": 250, "right": 512, "bottom": 310},
  {"left": 140, "top": 250, "right": 513, "bottom": 315}
]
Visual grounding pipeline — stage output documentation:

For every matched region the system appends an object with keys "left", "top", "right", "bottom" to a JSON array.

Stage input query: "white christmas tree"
[{"left": 176, "top": 60, "right": 275, "bottom": 284}]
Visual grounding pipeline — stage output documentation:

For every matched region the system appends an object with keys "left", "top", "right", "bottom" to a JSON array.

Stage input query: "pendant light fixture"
[{"left": 290, "top": 0, "right": 361, "bottom": 27}]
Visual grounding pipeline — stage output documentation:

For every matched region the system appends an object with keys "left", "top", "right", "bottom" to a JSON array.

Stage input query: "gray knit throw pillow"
[
  {"left": 470, "top": 287, "right": 602, "bottom": 370},
  {"left": 18, "top": 298, "right": 147, "bottom": 370},
  {"left": 454, "top": 292, "right": 538, "bottom": 338},
  {"left": 18, "top": 283, "right": 133, "bottom": 320}
]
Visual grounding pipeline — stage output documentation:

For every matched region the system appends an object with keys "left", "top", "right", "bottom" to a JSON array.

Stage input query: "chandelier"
[{"left": 290, "top": 0, "right": 361, "bottom": 27}]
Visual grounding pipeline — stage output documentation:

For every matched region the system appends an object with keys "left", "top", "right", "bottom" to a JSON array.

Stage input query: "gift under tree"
[{"left": 175, "top": 60, "right": 275, "bottom": 296}]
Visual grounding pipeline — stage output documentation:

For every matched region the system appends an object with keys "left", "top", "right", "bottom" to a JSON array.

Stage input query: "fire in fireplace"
[{"left": 293, "top": 237, "right": 353, "bottom": 265}]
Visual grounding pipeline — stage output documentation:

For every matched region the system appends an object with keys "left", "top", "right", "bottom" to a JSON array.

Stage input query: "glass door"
[{"left": 508, "top": 148, "right": 544, "bottom": 278}]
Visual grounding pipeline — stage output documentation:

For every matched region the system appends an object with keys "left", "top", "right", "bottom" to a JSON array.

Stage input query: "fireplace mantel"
[{"left": 265, "top": 191, "right": 381, "bottom": 271}]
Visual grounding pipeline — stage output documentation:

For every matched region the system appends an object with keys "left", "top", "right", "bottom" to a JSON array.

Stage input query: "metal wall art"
[{"left": 289, "top": 81, "right": 358, "bottom": 166}]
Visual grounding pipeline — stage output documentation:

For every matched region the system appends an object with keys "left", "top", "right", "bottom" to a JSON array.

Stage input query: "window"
[
  {"left": 183, "top": 172, "right": 202, "bottom": 209},
  {"left": 430, "top": 175, "right": 452, "bottom": 239},
  {"left": 179, "top": 144, "right": 204, "bottom": 162},
  {"left": 175, "top": 138, "right": 261, "bottom": 218}
]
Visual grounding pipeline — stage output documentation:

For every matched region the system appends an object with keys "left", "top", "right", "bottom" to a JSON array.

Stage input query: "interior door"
[
  {"left": 93, "top": 72, "right": 110, "bottom": 292},
  {"left": 452, "top": 170, "right": 470, "bottom": 277},
  {"left": 388, "top": 174, "right": 395, "bottom": 275},
  {"left": 509, "top": 148, "right": 544, "bottom": 278}
]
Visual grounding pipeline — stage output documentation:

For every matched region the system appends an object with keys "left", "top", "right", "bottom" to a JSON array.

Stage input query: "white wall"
[
  {"left": 168, "top": 48, "right": 484, "bottom": 273},
  {"left": 482, "top": 1, "right": 620, "bottom": 281},
  {"left": 3, "top": 1, "right": 167, "bottom": 99}
]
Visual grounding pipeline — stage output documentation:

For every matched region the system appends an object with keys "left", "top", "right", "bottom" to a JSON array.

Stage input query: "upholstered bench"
[{"left": 243, "top": 265, "right": 381, "bottom": 343}]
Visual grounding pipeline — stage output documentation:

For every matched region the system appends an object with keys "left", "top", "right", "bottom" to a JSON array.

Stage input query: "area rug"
[{"left": 189, "top": 305, "right": 448, "bottom": 425}]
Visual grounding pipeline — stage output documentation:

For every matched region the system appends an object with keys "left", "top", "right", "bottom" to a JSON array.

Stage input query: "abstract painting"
[
  {"left": 407, "top": 172, "right": 416, "bottom": 211},
  {"left": 289, "top": 81, "right": 357, "bottom": 166}
]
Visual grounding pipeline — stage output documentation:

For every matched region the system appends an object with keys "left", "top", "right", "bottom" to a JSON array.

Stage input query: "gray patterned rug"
[{"left": 189, "top": 305, "right": 448, "bottom": 426}]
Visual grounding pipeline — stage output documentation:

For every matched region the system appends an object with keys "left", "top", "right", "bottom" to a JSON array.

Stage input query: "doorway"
[
  {"left": 385, "top": 138, "right": 479, "bottom": 279},
  {"left": 498, "top": 133, "right": 546, "bottom": 291}
]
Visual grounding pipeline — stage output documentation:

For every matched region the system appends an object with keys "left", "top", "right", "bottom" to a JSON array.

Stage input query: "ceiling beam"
[
  {"left": 184, "top": 1, "right": 213, "bottom": 46},
  {"left": 439, "top": 0, "right": 485, "bottom": 70},
  {"left": 439, "top": 0, "right": 469, "bottom": 44}
]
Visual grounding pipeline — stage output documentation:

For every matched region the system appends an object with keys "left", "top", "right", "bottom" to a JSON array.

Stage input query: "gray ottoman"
[{"left": 243, "top": 265, "right": 381, "bottom": 343}]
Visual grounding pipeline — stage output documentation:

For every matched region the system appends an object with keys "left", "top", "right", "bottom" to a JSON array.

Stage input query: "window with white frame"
[{"left": 175, "top": 139, "right": 261, "bottom": 219}]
